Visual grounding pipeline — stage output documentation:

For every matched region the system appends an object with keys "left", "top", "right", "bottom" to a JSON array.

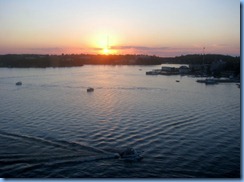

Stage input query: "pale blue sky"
[{"left": 0, "top": 0, "right": 240, "bottom": 56}]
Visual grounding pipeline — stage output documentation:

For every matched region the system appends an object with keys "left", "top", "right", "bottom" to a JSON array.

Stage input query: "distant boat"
[
  {"left": 176, "top": 80, "right": 180, "bottom": 82},
  {"left": 146, "top": 70, "right": 161, "bottom": 75},
  {"left": 196, "top": 78, "right": 217, "bottom": 84},
  {"left": 205, "top": 79, "right": 218, "bottom": 84},
  {"left": 87, "top": 87, "right": 94, "bottom": 92},
  {"left": 16, "top": 81, "right": 22, "bottom": 86},
  {"left": 146, "top": 71, "right": 158, "bottom": 75}
]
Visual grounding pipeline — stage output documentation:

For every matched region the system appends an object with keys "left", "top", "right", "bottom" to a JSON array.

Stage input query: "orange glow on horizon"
[
  {"left": 88, "top": 33, "right": 122, "bottom": 55},
  {"left": 101, "top": 47, "right": 118, "bottom": 55}
]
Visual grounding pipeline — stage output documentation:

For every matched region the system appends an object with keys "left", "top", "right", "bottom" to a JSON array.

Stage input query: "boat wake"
[{"left": 0, "top": 130, "right": 143, "bottom": 168}]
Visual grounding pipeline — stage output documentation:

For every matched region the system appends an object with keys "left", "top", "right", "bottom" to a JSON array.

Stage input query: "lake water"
[{"left": 0, "top": 65, "right": 240, "bottom": 178}]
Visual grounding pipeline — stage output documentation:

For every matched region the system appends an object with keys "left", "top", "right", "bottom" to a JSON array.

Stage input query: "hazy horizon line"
[{"left": 0, "top": 52, "right": 240, "bottom": 58}]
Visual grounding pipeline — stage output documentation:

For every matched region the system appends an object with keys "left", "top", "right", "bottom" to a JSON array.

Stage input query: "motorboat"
[
  {"left": 87, "top": 87, "right": 94, "bottom": 92},
  {"left": 146, "top": 71, "right": 158, "bottom": 75},
  {"left": 146, "top": 69, "right": 161, "bottom": 75},
  {"left": 16, "top": 81, "right": 22, "bottom": 86},
  {"left": 196, "top": 78, "right": 217, "bottom": 84},
  {"left": 205, "top": 78, "right": 218, "bottom": 84},
  {"left": 119, "top": 148, "right": 143, "bottom": 161}
]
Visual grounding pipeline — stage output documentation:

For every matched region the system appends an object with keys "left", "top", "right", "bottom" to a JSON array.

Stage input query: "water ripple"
[{"left": 0, "top": 66, "right": 240, "bottom": 178}]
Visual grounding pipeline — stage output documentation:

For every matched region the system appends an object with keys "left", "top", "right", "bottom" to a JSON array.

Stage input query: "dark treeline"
[
  {"left": 164, "top": 54, "right": 240, "bottom": 74},
  {"left": 0, "top": 54, "right": 84, "bottom": 68},
  {"left": 0, "top": 53, "right": 240, "bottom": 69},
  {"left": 0, "top": 54, "right": 162, "bottom": 67},
  {"left": 163, "top": 54, "right": 240, "bottom": 65}
]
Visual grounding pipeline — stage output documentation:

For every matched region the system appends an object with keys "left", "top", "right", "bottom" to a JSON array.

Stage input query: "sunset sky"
[{"left": 0, "top": 0, "right": 240, "bottom": 57}]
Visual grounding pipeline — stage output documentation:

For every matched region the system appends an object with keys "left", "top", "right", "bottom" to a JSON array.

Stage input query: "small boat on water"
[
  {"left": 205, "top": 79, "right": 218, "bottom": 84},
  {"left": 146, "top": 69, "right": 162, "bottom": 75},
  {"left": 176, "top": 80, "right": 180, "bottom": 82},
  {"left": 119, "top": 148, "right": 143, "bottom": 161},
  {"left": 146, "top": 71, "right": 159, "bottom": 75},
  {"left": 87, "top": 87, "right": 94, "bottom": 92},
  {"left": 196, "top": 78, "right": 217, "bottom": 84},
  {"left": 16, "top": 81, "right": 22, "bottom": 86}
]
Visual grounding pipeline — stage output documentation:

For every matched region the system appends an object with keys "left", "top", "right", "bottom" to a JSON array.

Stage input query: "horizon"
[
  {"left": 0, "top": 52, "right": 240, "bottom": 58},
  {"left": 0, "top": 0, "right": 240, "bottom": 57}
]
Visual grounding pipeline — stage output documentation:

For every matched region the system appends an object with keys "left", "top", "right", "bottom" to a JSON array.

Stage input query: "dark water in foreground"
[{"left": 0, "top": 65, "right": 240, "bottom": 178}]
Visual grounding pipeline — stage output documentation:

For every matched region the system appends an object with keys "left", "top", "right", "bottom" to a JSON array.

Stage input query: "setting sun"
[
  {"left": 89, "top": 33, "right": 120, "bottom": 55},
  {"left": 103, "top": 48, "right": 110, "bottom": 55},
  {"left": 102, "top": 47, "right": 118, "bottom": 55}
]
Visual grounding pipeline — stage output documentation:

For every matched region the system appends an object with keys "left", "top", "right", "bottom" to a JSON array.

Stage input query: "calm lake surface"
[{"left": 0, "top": 65, "right": 240, "bottom": 178}]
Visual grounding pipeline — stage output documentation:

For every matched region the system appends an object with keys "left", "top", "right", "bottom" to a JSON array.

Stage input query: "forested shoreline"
[{"left": 0, "top": 54, "right": 240, "bottom": 68}]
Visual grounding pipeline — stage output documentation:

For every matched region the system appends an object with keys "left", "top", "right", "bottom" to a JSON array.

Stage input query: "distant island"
[
  {"left": 0, "top": 54, "right": 240, "bottom": 77},
  {"left": 2, "top": 53, "right": 240, "bottom": 80},
  {"left": 0, "top": 54, "right": 239, "bottom": 66}
]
